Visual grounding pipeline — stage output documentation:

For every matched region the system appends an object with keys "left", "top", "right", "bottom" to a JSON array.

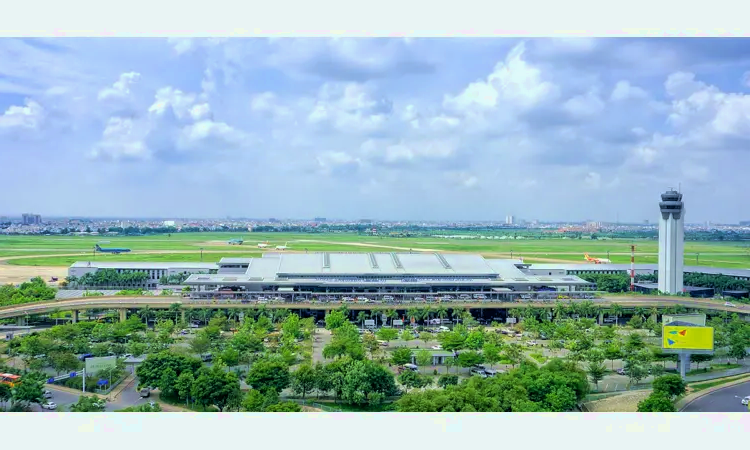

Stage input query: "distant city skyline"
[{"left": 2, "top": 38, "right": 750, "bottom": 222}]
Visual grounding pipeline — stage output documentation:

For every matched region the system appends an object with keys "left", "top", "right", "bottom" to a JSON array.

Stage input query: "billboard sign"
[
  {"left": 506, "top": 317, "right": 517, "bottom": 324},
  {"left": 662, "top": 326, "right": 714, "bottom": 351},
  {"left": 663, "top": 314, "right": 706, "bottom": 327},
  {"left": 392, "top": 320, "right": 404, "bottom": 326},
  {"left": 364, "top": 319, "right": 375, "bottom": 328},
  {"left": 85, "top": 356, "right": 117, "bottom": 374}
]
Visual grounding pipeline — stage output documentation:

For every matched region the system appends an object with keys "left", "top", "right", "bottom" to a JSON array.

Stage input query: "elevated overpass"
[{"left": 1, "top": 295, "right": 749, "bottom": 323}]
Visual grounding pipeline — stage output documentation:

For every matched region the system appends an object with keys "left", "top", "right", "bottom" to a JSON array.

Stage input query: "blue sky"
[{"left": 1, "top": 37, "right": 750, "bottom": 223}]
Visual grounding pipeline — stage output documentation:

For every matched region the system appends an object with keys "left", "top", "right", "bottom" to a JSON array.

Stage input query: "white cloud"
[
  {"left": 443, "top": 42, "right": 558, "bottom": 115},
  {"left": 0, "top": 100, "right": 44, "bottom": 130},
  {"left": 98, "top": 72, "right": 141, "bottom": 101},
  {"left": 3, "top": 38, "right": 750, "bottom": 222}
]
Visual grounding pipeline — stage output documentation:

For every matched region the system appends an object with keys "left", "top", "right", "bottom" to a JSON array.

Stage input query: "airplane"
[
  {"left": 275, "top": 241, "right": 290, "bottom": 250},
  {"left": 584, "top": 253, "right": 611, "bottom": 264},
  {"left": 228, "top": 238, "right": 244, "bottom": 245},
  {"left": 95, "top": 244, "right": 131, "bottom": 254},
  {"left": 257, "top": 241, "right": 270, "bottom": 248}
]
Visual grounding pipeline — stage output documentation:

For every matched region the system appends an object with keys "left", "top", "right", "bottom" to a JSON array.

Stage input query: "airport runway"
[{"left": 681, "top": 380, "right": 750, "bottom": 412}]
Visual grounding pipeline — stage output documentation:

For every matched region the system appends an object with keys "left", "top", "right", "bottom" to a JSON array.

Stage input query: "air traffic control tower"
[{"left": 658, "top": 189, "right": 685, "bottom": 294}]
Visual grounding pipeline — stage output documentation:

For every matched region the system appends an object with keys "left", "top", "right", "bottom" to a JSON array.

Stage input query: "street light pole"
[{"left": 200, "top": 248, "right": 203, "bottom": 262}]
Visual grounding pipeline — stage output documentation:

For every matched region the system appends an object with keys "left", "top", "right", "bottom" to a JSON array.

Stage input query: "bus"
[{"left": 0, "top": 373, "right": 21, "bottom": 387}]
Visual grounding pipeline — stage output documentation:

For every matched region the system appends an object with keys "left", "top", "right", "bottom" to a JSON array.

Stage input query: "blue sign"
[
  {"left": 48, "top": 377, "right": 55, "bottom": 384},
  {"left": 97, "top": 379, "right": 108, "bottom": 386},
  {"left": 69, "top": 372, "right": 76, "bottom": 378}
]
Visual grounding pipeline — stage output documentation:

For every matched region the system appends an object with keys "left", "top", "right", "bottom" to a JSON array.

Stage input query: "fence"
[{"left": 290, "top": 398, "right": 343, "bottom": 412}]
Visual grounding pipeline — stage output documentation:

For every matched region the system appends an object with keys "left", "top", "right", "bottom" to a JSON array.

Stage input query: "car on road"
[
  {"left": 140, "top": 388, "right": 151, "bottom": 398},
  {"left": 41, "top": 402, "right": 57, "bottom": 410},
  {"left": 527, "top": 341, "right": 537, "bottom": 346},
  {"left": 43, "top": 390, "right": 53, "bottom": 399},
  {"left": 431, "top": 345, "right": 443, "bottom": 350},
  {"left": 724, "top": 302, "right": 737, "bottom": 307},
  {"left": 742, "top": 396, "right": 750, "bottom": 405},
  {"left": 617, "top": 368, "right": 626, "bottom": 375}
]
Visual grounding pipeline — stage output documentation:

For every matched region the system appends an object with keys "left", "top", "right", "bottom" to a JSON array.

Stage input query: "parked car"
[
  {"left": 617, "top": 368, "right": 626, "bottom": 375},
  {"left": 741, "top": 396, "right": 750, "bottom": 405},
  {"left": 140, "top": 388, "right": 151, "bottom": 398},
  {"left": 527, "top": 341, "right": 538, "bottom": 346},
  {"left": 470, "top": 368, "right": 488, "bottom": 378},
  {"left": 431, "top": 345, "right": 443, "bottom": 350},
  {"left": 43, "top": 390, "right": 53, "bottom": 399},
  {"left": 41, "top": 402, "right": 57, "bottom": 410},
  {"left": 724, "top": 302, "right": 737, "bottom": 307}
]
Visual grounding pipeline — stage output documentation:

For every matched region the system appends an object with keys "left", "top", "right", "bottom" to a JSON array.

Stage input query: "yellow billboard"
[{"left": 662, "top": 326, "right": 714, "bottom": 351}]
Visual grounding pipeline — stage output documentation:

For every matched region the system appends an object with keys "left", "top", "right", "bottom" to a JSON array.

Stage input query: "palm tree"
[
  {"left": 553, "top": 301, "right": 567, "bottom": 321},
  {"left": 356, "top": 311, "right": 368, "bottom": 328},
  {"left": 609, "top": 303, "right": 623, "bottom": 327},
  {"left": 436, "top": 306, "right": 448, "bottom": 321}
]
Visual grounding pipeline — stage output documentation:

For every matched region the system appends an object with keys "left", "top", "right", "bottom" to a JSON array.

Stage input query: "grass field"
[{"left": 1, "top": 233, "right": 749, "bottom": 268}]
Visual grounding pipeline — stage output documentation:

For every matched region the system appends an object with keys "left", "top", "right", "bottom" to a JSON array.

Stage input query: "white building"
[
  {"left": 658, "top": 190, "right": 685, "bottom": 294},
  {"left": 68, "top": 261, "right": 218, "bottom": 289}
]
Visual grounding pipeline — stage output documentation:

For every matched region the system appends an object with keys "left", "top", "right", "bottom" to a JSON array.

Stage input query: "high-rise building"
[
  {"left": 505, "top": 215, "right": 515, "bottom": 225},
  {"left": 658, "top": 190, "right": 685, "bottom": 294},
  {"left": 22, "top": 213, "right": 42, "bottom": 225}
]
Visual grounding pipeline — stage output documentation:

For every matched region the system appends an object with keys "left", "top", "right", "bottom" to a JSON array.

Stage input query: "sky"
[{"left": 1, "top": 37, "right": 750, "bottom": 223}]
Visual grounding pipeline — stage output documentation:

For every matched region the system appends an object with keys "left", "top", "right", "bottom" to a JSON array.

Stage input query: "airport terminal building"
[
  {"left": 182, "top": 252, "right": 597, "bottom": 301},
  {"left": 66, "top": 253, "right": 750, "bottom": 300}
]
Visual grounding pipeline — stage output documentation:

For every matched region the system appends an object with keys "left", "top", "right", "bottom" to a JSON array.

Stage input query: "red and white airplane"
[{"left": 584, "top": 253, "right": 611, "bottom": 264}]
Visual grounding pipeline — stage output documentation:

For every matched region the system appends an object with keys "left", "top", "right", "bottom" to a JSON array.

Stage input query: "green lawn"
[
  {"left": 6, "top": 252, "right": 263, "bottom": 266},
  {"left": 1, "top": 233, "right": 749, "bottom": 268},
  {"left": 688, "top": 374, "right": 750, "bottom": 392}
]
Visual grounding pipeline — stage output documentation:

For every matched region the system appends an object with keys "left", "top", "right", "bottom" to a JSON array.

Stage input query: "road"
[
  {"left": 2, "top": 295, "right": 749, "bottom": 321},
  {"left": 681, "top": 381, "right": 750, "bottom": 412},
  {"left": 29, "top": 380, "right": 148, "bottom": 412}
]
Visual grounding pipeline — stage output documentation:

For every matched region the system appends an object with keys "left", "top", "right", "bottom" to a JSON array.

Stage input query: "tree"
[
  {"left": 401, "top": 329, "right": 415, "bottom": 342},
  {"left": 291, "top": 364, "right": 316, "bottom": 399},
  {"left": 464, "top": 330, "right": 485, "bottom": 350},
  {"left": 503, "top": 344, "right": 524, "bottom": 368},
  {"left": 609, "top": 303, "right": 623, "bottom": 327},
  {"left": 586, "top": 361, "right": 606, "bottom": 390},
  {"left": 189, "top": 333, "right": 212, "bottom": 356},
  {"left": 11, "top": 372, "right": 45, "bottom": 408},
  {"left": 175, "top": 371, "right": 195, "bottom": 405},
  {"left": 391, "top": 347, "right": 414, "bottom": 366},
  {"left": 416, "top": 349, "right": 432, "bottom": 368},
  {"left": 437, "top": 374, "right": 459, "bottom": 388},
  {"left": 159, "top": 367, "right": 178, "bottom": 399},
  {"left": 136, "top": 352, "right": 202, "bottom": 390},
  {"left": 219, "top": 347, "right": 240, "bottom": 368},
  {"left": 482, "top": 342, "right": 501, "bottom": 368},
  {"left": 637, "top": 392, "right": 676, "bottom": 412},
  {"left": 191, "top": 365, "right": 242, "bottom": 412},
  {"left": 652, "top": 374, "right": 687, "bottom": 399},
  {"left": 457, "top": 351, "right": 485, "bottom": 369},
  {"left": 603, "top": 342, "right": 623, "bottom": 370},
  {"left": 376, "top": 327, "right": 399, "bottom": 343},
  {"left": 50, "top": 352, "right": 80, "bottom": 375},
  {"left": 691, "top": 354, "right": 714, "bottom": 370},
  {"left": 241, "top": 389, "right": 266, "bottom": 411},
  {"left": 323, "top": 323, "right": 365, "bottom": 360},
  {"left": 265, "top": 401, "right": 303, "bottom": 412},
  {"left": 728, "top": 337, "right": 748, "bottom": 362},
  {"left": 325, "top": 310, "right": 347, "bottom": 330},
  {"left": 398, "top": 370, "right": 429, "bottom": 392},
  {"left": 69, "top": 395, "right": 106, "bottom": 412},
  {"left": 246, "top": 357, "right": 291, "bottom": 394},
  {"left": 421, "top": 332, "right": 434, "bottom": 347},
  {"left": 440, "top": 331, "right": 466, "bottom": 352},
  {"left": 362, "top": 333, "right": 380, "bottom": 359}
]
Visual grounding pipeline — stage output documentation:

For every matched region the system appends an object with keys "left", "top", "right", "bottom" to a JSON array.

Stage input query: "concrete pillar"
[
  {"left": 598, "top": 312, "right": 604, "bottom": 325},
  {"left": 119, "top": 309, "right": 127, "bottom": 322},
  {"left": 16, "top": 317, "right": 26, "bottom": 326},
  {"left": 650, "top": 312, "right": 658, "bottom": 323},
  {"left": 678, "top": 353, "right": 691, "bottom": 380},
  {"left": 72, "top": 310, "right": 79, "bottom": 324},
  {"left": 181, "top": 310, "right": 186, "bottom": 323}
]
